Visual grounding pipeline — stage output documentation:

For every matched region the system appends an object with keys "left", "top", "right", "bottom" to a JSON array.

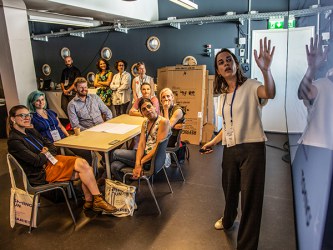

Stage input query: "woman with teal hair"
[
  {"left": 27, "top": 90, "right": 92, "bottom": 164},
  {"left": 27, "top": 90, "right": 68, "bottom": 142}
]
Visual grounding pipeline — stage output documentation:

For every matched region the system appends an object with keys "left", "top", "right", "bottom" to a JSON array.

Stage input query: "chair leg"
[
  {"left": 162, "top": 167, "right": 173, "bottom": 193},
  {"left": 59, "top": 188, "right": 76, "bottom": 226},
  {"left": 69, "top": 182, "right": 78, "bottom": 206},
  {"left": 171, "top": 152, "right": 185, "bottom": 182},
  {"left": 91, "top": 151, "right": 98, "bottom": 177},
  {"left": 141, "top": 176, "right": 161, "bottom": 214},
  {"left": 29, "top": 194, "right": 38, "bottom": 233}
]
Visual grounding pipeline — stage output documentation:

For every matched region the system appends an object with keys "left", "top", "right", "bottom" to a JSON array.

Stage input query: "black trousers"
[
  {"left": 114, "top": 102, "right": 130, "bottom": 117},
  {"left": 222, "top": 142, "right": 266, "bottom": 250},
  {"left": 61, "top": 93, "right": 75, "bottom": 117}
]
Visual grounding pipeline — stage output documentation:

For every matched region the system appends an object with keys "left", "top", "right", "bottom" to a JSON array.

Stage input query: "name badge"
[
  {"left": 50, "top": 129, "right": 61, "bottom": 142},
  {"left": 226, "top": 127, "right": 236, "bottom": 148},
  {"left": 44, "top": 151, "right": 58, "bottom": 165},
  {"left": 64, "top": 79, "right": 69, "bottom": 86}
]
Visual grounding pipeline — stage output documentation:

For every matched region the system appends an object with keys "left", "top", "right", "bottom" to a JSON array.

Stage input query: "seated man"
[
  {"left": 111, "top": 98, "right": 170, "bottom": 181},
  {"left": 159, "top": 88, "right": 185, "bottom": 147},
  {"left": 129, "top": 82, "right": 159, "bottom": 116},
  {"left": 67, "top": 77, "right": 112, "bottom": 130}
]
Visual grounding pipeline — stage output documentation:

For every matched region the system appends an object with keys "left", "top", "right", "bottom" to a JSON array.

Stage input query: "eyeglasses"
[
  {"left": 118, "top": 64, "right": 125, "bottom": 67},
  {"left": 15, "top": 113, "right": 31, "bottom": 119}
]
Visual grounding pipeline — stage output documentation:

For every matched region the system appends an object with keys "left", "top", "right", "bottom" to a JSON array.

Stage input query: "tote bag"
[
  {"left": 104, "top": 179, "right": 136, "bottom": 217},
  {"left": 10, "top": 187, "right": 38, "bottom": 228}
]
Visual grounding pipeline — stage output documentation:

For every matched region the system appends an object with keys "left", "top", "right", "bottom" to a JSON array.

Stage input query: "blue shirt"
[
  {"left": 67, "top": 93, "right": 113, "bottom": 130},
  {"left": 31, "top": 109, "right": 65, "bottom": 143}
]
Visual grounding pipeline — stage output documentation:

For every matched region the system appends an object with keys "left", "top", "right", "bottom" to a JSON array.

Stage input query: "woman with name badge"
[
  {"left": 27, "top": 90, "right": 92, "bottom": 164},
  {"left": 7, "top": 105, "right": 117, "bottom": 214},
  {"left": 200, "top": 37, "right": 276, "bottom": 250}
]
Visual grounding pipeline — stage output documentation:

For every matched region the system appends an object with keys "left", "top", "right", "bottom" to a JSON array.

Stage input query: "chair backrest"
[
  {"left": 7, "top": 153, "right": 33, "bottom": 193},
  {"left": 145, "top": 137, "right": 169, "bottom": 177}
]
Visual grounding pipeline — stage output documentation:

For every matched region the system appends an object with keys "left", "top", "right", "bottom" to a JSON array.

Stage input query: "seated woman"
[
  {"left": 7, "top": 105, "right": 116, "bottom": 214},
  {"left": 27, "top": 90, "right": 92, "bottom": 164},
  {"left": 129, "top": 82, "right": 159, "bottom": 117},
  {"left": 94, "top": 58, "right": 114, "bottom": 114},
  {"left": 159, "top": 88, "right": 185, "bottom": 147},
  {"left": 111, "top": 98, "right": 170, "bottom": 181}
]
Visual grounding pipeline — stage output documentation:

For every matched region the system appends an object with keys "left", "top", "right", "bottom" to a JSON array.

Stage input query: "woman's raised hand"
[
  {"left": 306, "top": 35, "right": 329, "bottom": 70},
  {"left": 254, "top": 37, "right": 275, "bottom": 72}
]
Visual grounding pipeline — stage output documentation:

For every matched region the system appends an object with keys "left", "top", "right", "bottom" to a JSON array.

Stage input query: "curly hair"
[
  {"left": 114, "top": 59, "right": 127, "bottom": 71},
  {"left": 214, "top": 48, "right": 247, "bottom": 94},
  {"left": 96, "top": 58, "right": 110, "bottom": 72}
]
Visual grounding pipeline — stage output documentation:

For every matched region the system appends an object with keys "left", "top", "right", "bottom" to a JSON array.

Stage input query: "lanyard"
[
  {"left": 36, "top": 111, "right": 57, "bottom": 130},
  {"left": 24, "top": 135, "right": 43, "bottom": 151},
  {"left": 145, "top": 117, "right": 158, "bottom": 141},
  {"left": 139, "top": 75, "right": 147, "bottom": 85},
  {"left": 222, "top": 84, "right": 238, "bottom": 128}
]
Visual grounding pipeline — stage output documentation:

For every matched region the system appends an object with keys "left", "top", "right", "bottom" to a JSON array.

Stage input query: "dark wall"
[{"left": 33, "top": 0, "right": 319, "bottom": 84}]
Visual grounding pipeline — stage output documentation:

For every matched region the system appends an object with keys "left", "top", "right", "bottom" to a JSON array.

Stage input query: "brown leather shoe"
[
  {"left": 92, "top": 195, "right": 117, "bottom": 214},
  {"left": 83, "top": 200, "right": 93, "bottom": 210}
]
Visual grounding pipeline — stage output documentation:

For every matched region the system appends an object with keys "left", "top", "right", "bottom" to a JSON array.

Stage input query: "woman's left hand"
[
  {"left": 254, "top": 37, "right": 275, "bottom": 72},
  {"left": 132, "top": 166, "right": 143, "bottom": 179}
]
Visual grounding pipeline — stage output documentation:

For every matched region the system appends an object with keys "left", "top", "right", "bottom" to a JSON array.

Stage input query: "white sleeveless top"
[
  {"left": 143, "top": 116, "right": 161, "bottom": 155},
  {"left": 217, "top": 79, "right": 267, "bottom": 146}
]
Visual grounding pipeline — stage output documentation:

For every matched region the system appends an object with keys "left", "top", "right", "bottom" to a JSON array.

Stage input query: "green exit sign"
[
  {"left": 288, "top": 16, "right": 296, "bottom": 28},
  {"left": 268, "top": 17, "right": 284, "bottom": 29}
]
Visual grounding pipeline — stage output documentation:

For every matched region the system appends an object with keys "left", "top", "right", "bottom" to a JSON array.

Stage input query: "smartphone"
[{"left": 199, "top": 147, "right": 212, "bottom": 153}]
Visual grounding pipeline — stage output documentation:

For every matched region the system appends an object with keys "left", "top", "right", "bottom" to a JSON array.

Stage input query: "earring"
[{"left": 13, "top": 120, "right": 16, "bottom": 124}]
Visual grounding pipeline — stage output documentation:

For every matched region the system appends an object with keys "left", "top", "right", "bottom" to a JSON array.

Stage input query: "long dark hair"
[
  {"left": 214, "top": 48, "right": 247, "bottom": 94},
  {"left": 96, "top": 58, "right": 110, "bottom": 72},
  {"left": 8, "top": 105, "right": 29, "bottom": 129}
]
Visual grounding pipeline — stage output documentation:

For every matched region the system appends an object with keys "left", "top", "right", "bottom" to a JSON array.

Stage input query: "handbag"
[
  {"left": 104, "top": 179, "right": 136, "bottom": 217},
  {"left": 10, "top": 187, "right": 38, "bottom": 228}
]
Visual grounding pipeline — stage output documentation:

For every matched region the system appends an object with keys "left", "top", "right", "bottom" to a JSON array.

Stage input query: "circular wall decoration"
[
  {"left": 131, "top": 63, "right": 139, "bottom": 77},
  {"left": 182, "top": 56, "right": 197, "bottom": 66},
  {"left": 146, "top": 36, "right": 160, "bottom": 52},
  {"left": 42, "top": 64, "right": 51, "bottom": 76},
  {"left": 86, "top": 72, "right": 95, "bottom": 87},
  {"left": 101, "top": 47, "right": 112, "bottom": 60},
  {"left": 60, "top": 47, "right": 70, "bottom": 59}
]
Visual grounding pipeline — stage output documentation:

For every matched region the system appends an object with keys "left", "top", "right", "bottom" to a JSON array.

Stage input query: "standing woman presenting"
[
  {"left": 201, "top": 37, "right": 276, "bottom": 250},
  {"left": 110, "top": 60, "right": 131, "bottom": 117},
  {"left": 94, "top": 58, "right": 113, "bottom": 112}
]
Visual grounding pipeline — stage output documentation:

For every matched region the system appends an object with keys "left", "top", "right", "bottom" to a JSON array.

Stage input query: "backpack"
[{"left": 174, "top": 141, "right": 190, "bottom": 164}]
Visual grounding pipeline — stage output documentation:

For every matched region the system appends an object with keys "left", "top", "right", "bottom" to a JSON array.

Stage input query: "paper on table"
[{"left": 86, "top": 123, "right": 140, "bottom": 134}]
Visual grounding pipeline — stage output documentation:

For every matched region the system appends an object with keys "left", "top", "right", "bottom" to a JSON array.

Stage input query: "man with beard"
[
  {"left": 60, "top": 56, "right": 81, "bottom": 116},
  {"left": 67, "top": 77, "right": 112, "bottom": 131}
]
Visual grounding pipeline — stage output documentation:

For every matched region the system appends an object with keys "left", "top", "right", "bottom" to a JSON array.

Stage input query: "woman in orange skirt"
[{"left": 7, "top": 105, "right": 116, "bottom": 214}]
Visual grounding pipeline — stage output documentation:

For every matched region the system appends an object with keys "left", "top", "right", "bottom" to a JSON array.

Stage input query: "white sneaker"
[{"left": 214, "top": 217, "right": 224, "bottom": 230}]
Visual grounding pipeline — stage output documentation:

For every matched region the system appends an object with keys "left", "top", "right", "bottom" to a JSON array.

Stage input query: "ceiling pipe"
[{"left": 30, "top": 5, "right": 333, "bottom": 39}]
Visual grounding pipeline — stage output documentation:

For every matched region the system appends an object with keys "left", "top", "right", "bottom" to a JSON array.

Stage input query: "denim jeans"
[{"left": 111, "top": 149, "right": 150, "bottom": 181}]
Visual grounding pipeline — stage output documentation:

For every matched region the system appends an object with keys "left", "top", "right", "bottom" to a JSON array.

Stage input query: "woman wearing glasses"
[
  {"left": 111, "top": 98, "right": 170, "bottom": 181},
  {"left": 7, "top": 105, "right": 116, "bottom": 214},
  {"left": 110, "top": 59, "right": 132, "bottom": 117}
]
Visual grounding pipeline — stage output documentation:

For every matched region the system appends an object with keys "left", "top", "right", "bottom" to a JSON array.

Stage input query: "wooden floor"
[{"left": 0, "top": 133, "right": 296, "bottom": 250}]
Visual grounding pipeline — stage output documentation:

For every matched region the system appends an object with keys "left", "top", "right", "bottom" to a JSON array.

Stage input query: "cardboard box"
[{"left": 157, "top": 65, "right": 207, "bottom": 145}]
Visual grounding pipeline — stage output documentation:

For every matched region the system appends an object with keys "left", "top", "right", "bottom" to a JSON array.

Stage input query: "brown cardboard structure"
[{"left": 157, "top": 65, "right": 208, "bottom": 145}]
